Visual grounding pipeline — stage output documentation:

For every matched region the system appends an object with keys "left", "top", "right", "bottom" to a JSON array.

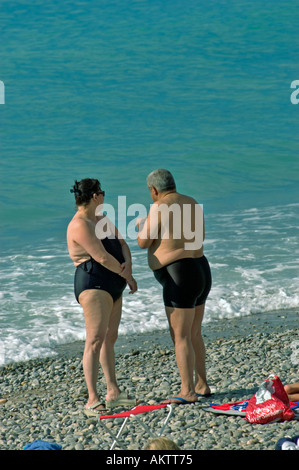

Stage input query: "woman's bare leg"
[
  {"left": 79, "top": 289, "right": 113, "bottom": 409},
  {"left": 100, "top": 296, "right": 122, "bottom": 402}
]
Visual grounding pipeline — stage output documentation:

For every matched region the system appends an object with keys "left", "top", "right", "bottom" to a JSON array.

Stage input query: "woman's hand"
[
  {"left": 119, "top": 261, "right": 137, "bottom": 294},
  {"left": 127, "top": 277, "right": 138, "bottom": 294},
  {"left": 119, "top": 261, "right": 132, "bottom": 280}
]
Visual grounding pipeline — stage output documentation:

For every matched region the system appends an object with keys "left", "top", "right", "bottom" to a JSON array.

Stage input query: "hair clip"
[{"left": 70, "top": 183, "right": 82, "bottom": 196}]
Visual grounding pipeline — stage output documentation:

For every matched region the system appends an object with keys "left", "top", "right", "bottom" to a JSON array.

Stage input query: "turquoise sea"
[{"left": 0, "top": 0, "right": 298, "bottom": 364}]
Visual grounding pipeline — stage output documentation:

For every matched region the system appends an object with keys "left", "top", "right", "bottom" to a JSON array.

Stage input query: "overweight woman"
[{"left": 67, "top": 178, "right": 137, "bottom": 416}]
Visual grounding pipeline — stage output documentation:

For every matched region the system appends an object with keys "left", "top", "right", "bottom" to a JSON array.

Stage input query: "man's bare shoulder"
[
  {"left": 164, "top": 192, "right": 198, "bottom": 206},
  {"left": 179, "top": 193, "right": 198, "bottom": 204}
]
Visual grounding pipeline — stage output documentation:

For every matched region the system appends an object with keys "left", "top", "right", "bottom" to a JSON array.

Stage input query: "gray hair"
[{"left": 146, "top": 169, "right": 176, "bottom": 193}]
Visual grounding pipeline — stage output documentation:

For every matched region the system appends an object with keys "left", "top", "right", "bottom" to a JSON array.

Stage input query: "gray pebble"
[{"left": 1, "top": 326, "right": 298, "bottom": 450}]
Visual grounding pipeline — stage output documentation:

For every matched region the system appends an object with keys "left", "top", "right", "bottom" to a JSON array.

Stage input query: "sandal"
[
  {"left": 105, "top": 391, "right": 137, "bottom": 410},
  {"left": 84, "top": 401, "right": 108, "bottom": 417}
]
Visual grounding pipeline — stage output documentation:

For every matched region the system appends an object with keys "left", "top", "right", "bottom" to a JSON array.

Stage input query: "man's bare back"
[{"left": 139, "top": 191, "right": 204, "bottom": 271}]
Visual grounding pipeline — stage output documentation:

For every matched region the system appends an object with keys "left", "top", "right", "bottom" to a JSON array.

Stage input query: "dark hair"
[{"left": 70, "top": 178, "right": 102, "bottom": 206}]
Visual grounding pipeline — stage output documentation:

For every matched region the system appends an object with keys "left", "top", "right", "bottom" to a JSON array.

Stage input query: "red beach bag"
[{"left": 245, "top": 375, "right": 295, "bottom": 424}]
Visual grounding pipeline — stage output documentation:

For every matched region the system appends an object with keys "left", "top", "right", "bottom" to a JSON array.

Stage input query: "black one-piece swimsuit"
[{"left": 74, "top": 237, "right": 126, "bottom": 303}]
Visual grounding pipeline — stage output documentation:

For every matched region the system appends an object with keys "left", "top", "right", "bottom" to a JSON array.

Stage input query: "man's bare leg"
[
  {"left": 192, "top": 303, "right": 211, "bottom": 396},
  {"left": 163, "top": 306, "right": 198, "bottom": 404}
]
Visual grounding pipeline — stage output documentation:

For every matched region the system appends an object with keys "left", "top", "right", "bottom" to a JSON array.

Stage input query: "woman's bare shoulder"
[{"left": 67, "top": 215, "right": 93, "bottom": 240}]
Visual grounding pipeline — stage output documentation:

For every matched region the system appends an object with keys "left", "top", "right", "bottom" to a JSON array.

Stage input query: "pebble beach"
[{"left": 1, "top": 310, "right": 298, "bottom": 452}]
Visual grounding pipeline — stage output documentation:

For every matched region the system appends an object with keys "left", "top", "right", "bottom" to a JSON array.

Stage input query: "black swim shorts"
[
  {"left": 153, "top": 256, "right": 212, "bottom": 308},
  {"left": 74, "top": 237, "right": 127, "bottom": 303}
]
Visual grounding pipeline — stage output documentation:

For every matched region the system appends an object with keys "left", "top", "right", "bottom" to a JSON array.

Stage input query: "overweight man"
[{"left": 137, "top": 169, "right": 212, "bottom": 405}]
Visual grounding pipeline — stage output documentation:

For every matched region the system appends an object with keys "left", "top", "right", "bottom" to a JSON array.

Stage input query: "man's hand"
[{"left": 136, "top": 217, "right": 146, "bottom": 231}]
